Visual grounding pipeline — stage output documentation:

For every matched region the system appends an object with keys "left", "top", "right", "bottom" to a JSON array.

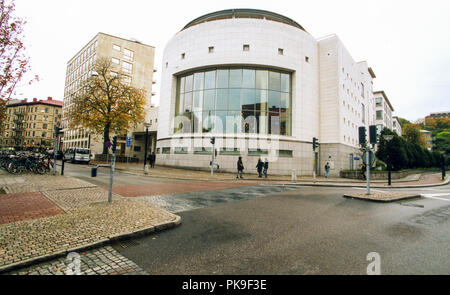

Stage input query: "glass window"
[
  {"left": 228, "top": 89, "right": 241, "bottom": 111},
  {"left": 215, "top": 89, "right": 228, "bottom": 110},
  {"left": 242, "top": 69, "right": 255, "bottom": 88},
  {"left": 185, "top": 75, "right": 193, "bottom": 92},
  {"left": 204, "top": 71, "right": 216, "bottom": 89},
  {"left": 112, "top": 58, "right": 119, "bottom": 64},
  {"left": 123, "top": 48, "right": 134, "bottom": 61},
  {"left": 203, "top": 89, "right": 215, "bottom": 111},
  {"left": 113, "top": 44, "right": 121, "bottom": 51},
  {"left": 256, "top": 70, "right": 268, "bottom": 89},
  {"left": 241, "top": 89, "right": 255, "bottom": 111},
  {"left": 229, "top": 69, "right": 242, "bottom": 88},
  {"left": 281, "top": 73, "right": 290, "bottom": 92},
  {"left": 268, "top": 91, "right": 280, "bottom": 112},
  {"left": 216, "top": 70, "right": 229, "bottom": 88},
  {"left": 193, "top": 91, "right": 203, "bottom": 111},
  {"left": 268, "top": 71, "right": 281, "bottom": 91},
  {"left": 175, "top": 67, "right": 291, "bottom": 136},
  {"left": 193, "top": 72, "right": 204, "bottom": 91}
]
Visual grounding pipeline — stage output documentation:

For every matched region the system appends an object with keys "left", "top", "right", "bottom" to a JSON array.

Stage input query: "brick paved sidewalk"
[
  {"left": 0, "top": 175, "right": 181, "bottom": 273},
  {"left": 1, "top": 175, "right": 96, "bottom": 194}
]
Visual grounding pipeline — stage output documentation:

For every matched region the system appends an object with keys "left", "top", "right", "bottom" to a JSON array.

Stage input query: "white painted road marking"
[{"left": 421, "top": 194, "right": 450, "bottom": 202}]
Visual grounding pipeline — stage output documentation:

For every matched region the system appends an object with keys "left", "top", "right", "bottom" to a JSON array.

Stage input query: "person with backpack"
[
  {"left": 324, "top": 162, "right": 330, "bottom": 178},
  {"left": 256, "top": 157, "right": 264, "bottom": 178},
  {"left": 236, "top": 156, "right": 244, "bottom": 179}
]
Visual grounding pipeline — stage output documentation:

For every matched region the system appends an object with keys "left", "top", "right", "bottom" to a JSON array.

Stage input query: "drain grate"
[{"left": 117, "top": 239, "right": 140, "bottom": 249}]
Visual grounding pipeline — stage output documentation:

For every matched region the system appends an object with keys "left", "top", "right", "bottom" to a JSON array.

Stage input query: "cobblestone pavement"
[
  {"left": 112, "top": 181, "right": 255, "bottom": 198},
  {"left": 43, "top": 187, "right": 124, "bottom": 212},
  {"left": 1, "top": 175, "right": 96, "bottom": 194},
  {"left": 134, "top": 184, "right": 301, "bottom": 213},
  {"left": 0, "top": 192, "right": 64, "bottom": 224},
  {"left": 5, "top": 246, "right": 147, "bottom": 275},
  {"left": 0, "top": 193, "right": 178, "bottom": 270}
]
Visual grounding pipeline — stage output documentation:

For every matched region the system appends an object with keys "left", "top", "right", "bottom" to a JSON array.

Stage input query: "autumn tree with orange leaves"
[
  {"left": 0, "top": 0, "right": 37, "bottom": 130},
  {"left": 67, "top": 57, "right": 146, "bottom": 154}
]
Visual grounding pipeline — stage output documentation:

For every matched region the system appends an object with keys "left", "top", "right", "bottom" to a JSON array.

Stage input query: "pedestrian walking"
[
  {"left": 150, "top": 152, "right": 156, "bottom": 168},
  {"left": 256, "top": 157, "right": 264, "bottom": 178},
  {"left": 236, "top": 156, "right": 244, "bottom": 179},
  {"left": 324, "top": 162, "right": 330, "bottom": 178},
  {"left": 263, "top": 158, "right": 269, "bottom": 178},
  {"left": 361, "top": 163, "right": 367, "bottom": 180}
]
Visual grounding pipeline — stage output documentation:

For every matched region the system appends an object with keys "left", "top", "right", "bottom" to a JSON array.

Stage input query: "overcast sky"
[{"left": 14, "top": 0, "right": 450, "bottom": 122}]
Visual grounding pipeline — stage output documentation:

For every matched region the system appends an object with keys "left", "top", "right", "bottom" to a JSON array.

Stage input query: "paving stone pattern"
[
  {"left": 0, "top": 198, "right": 178, "bottom": 269},
  {"left": 5, "top": 246, "right": 147, "bottom": 275},
  {"left": 0, "top": 192, "right": 64, "bottom": 224},
  {"left": 43, "top": 187, "right": 124, "bottom": 212},
  {"left": 411, "top": 205, "right": 450, "bottom": 226},
  {"left": 2, "top": 175, "right": 96, "bottom": 194}
]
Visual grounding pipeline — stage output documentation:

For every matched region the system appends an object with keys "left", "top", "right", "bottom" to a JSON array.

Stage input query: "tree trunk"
[{"left": 102, "top": 123, "right": 110, "bottom": 154}]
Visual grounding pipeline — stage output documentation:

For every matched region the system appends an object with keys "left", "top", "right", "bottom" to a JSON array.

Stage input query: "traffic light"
[
  {"left": 54, "top": 126, "right": 63, "bottom": 136},
  {"left": 358, "top": 126, "right": 366, "bottom": 145},
  {"left": 112, "top": 136, "right": 117, "bottom": 153},
  {"left": 210, "top": 137, "right": 215, "bottom": 145},
  {"left": 369, "top": 125, "right": 377, "bottom": 144},
  {"left": 312, "top": 137, "right": 318, "bottom": 151}
]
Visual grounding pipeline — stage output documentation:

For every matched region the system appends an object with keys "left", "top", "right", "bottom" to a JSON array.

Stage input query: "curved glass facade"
[{"left": 174, "top": 67, "right": 291, "bottom": 136}]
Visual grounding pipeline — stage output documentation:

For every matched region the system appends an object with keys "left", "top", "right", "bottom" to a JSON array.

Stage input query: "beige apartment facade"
[
  {"left": 62, "top": 32, "right": 156, "bottom": 160},
  {"left": 1, "top": 97, "right": 62, "bottom": 149}
]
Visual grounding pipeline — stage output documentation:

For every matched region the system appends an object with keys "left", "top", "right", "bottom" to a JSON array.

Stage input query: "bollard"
[
  {"left": 91, "top": 167, "right": 97, "bottom": 177},
  {"left": 291, "top": 169, "right": 297, "bottom": 183},
  {"left": 144, "top": 165, "right": 149, "bottom": 175},
  {"left": 61, "top": 159, "right": 65, "bottom": 176}
]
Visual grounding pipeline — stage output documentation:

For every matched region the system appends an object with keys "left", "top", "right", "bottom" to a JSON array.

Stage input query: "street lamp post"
[{"left": 383, "top": 134, "right": 394, "bottom": 186}]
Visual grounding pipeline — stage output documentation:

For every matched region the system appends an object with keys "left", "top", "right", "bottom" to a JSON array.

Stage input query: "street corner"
[
  {"left": 0, "top": 191, "right": 65, "bottom": 224},
  {"left": 343, "top": 191, "right": 422, "bottom": 202}
]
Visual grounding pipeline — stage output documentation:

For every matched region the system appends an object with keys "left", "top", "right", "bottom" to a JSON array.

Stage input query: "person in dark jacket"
[
  {"left": 263, "top": 158, "right": 269, "bottom": 178},
  {"left": 256, "top": 157, "right": 264, "bottom": 178},
  {"left": 150, "top": 152, "right": 156, "bottom": 168},
  {"left": 236, "top": 156, "right": 244, "bottom": 179}
]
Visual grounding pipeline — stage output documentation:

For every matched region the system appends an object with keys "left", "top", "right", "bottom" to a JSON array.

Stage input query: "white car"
[{"left": 64, "top": 148, "right": 91, "bottom": 164}]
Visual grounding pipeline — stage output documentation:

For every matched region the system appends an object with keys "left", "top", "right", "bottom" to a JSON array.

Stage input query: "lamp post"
[
  {"left": 143, "top": 123, "right": 151, "bottom": 169},
  {"left": 383, "top": 134, "right": 394, "bottom": 186}
]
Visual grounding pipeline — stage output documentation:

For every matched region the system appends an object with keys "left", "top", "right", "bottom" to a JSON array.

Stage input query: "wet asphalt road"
[
  {"left": 112, "top": 185, "right": 450, "bottom": 275},
  {"left": 63, "top": 163, "right": 449, "bottom": 274}
]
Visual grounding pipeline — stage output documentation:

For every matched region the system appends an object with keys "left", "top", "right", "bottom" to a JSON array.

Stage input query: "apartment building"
[
  {"left": 0, "top": 97, "right": 62, "bottom": 149},
  {"left": 62, "top": 32, "right": 156, "bottom": 160},
  {"left": 374, "top": 90, "right": 394, "bottom": 135}
]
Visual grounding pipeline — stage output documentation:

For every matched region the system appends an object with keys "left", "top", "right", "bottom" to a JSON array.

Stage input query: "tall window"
[
  {"left": 123, "top": 49, "right": 134, "bottom": 61},
  {"left": 174, "top": 67, "right": 291, "bottom": 136}
]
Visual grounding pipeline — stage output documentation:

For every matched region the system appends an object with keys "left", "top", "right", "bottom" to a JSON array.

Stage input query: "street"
[{"left": 59, "top": 163, "right": 450, "bottom": 275}]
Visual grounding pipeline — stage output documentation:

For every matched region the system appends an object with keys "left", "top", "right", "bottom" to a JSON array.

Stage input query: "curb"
[
  {"left": 0, "top": 215, "right": 181, "bottom": 274},
  {"left": 342, "top": 194, "right": 422, "bottom": 203},
  {"left": 284, "top": 177, "right": 450, "bottom": 189}
]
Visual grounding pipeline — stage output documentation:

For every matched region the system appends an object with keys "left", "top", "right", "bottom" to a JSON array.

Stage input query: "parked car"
[
  {"left": 64, "top": 148, "right": 90, "bottom": 164},
  {"left": 47, "top": 149, "right": 63, "bottom": 160}
]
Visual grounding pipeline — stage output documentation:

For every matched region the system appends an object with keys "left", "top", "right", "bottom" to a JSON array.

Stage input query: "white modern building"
[
  {"left": 392, "top": 116, "right": 402, "bottom": 136},
  {"left": 156, "top": 9, "right": 378, "bottom": 176},
  {"left": 374, "top": 90, "right": 394, "bottom": 134}
]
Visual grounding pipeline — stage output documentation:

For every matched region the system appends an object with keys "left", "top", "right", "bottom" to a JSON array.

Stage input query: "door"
[{"left": 349, "top": 154, "right": 354, "bottom": 170}]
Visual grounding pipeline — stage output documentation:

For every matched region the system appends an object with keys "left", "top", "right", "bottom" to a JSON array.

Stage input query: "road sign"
[
  {"left": 106, "top": 141, "right": 112, "bottom": 148},
  {"left": 363, "top": 151, "right": 375, "bottom": 165},
  {"left": 354, "top": 157, "right": 360, "bottom": 161},
  {"left": 126, "top": 136, "right": 131, "bottom": 147}
]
